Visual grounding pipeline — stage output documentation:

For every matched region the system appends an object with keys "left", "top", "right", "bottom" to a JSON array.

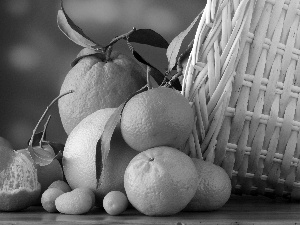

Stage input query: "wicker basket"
[{"left": 182, "top": 0, "right": 300, "bottom": 199}]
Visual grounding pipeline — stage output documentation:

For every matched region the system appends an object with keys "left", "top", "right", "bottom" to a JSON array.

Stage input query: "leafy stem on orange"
[
  {"left": 146, "top": 66, "right": 153, "bottom": 90},
  {"left": 28, "top": 90, "right": 74, "bottom": 148},
  {"left": 38, "top": 115, "right": 52, "bottom": 147},
  {"left": 104, "top": 27, "right": 137, "bottom": 52},
  {"left": 95, "top": 83, "right": 148, "bottom": 185}
]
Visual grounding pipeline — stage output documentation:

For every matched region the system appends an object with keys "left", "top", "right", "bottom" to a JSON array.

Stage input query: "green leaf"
[
  {"left": 48, "top": 142, "right": 65, "bottom": 156},
  {"left": 71, "top": 48, "right": 105, "bottom": 67},
  {"left": 96, "top": 103, "right": 124, "bottom": 187},
  {"left": 127, "top": 42, "right": 165, "bottom": 85},
  {"left": 27, "top": 92, "right": 72, "bottom": 166},
  {"left": 95, "top": 85, "right": 148, "bottom": 187},
  {"left": 128, "top": 29, "right": 169, "bottom": 49},
  {"left": 27, "top": 145, "right": 55, "bottom": 166},
  {"left": 27, "top": 129, "right": 64, "bottom": 166},
  {"left": 133, "top": 50, "right": 166, "bottom": 86},
  {"left": 57, "top": 0, "right": 99, "bottom": 48},
  {"left": 166, "top": 11, "right": 202, "bottom": 72}
]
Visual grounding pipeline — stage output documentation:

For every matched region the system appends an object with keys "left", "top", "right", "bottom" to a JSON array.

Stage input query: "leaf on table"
[
  {"left": 166, "top": 12, "right": 202, "bottom": 72},
  {"left": 128, "top": 29, "right": 169, "bottom": 49},
  {"left": 57, "top": 0, "right": 99, "bottom": 48}
]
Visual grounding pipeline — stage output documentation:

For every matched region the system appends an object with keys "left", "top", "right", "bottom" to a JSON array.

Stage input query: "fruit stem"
[
  {"left": 176, "top": 39, "right": 193, "bottom": 74},
  {"left": 28, "top": 90, "right": 74, "bottom": 147},
  {"left": 39, "top": 115, "right": 52, "bottom": 147},
  {"left": 105, "top": 46, "right": 113, "bottom": 62},
  {"left": 146, "top": 66, "right": 153, "bottom": 90},
  {"left": 104, "top": 27, "right": 136, "bottom": 51},
  {"left": 164, "top": 40, "right": 193, "bottom": 89},
  {"left": 164, "top": 40, "right": 193, "bottom": 78}
]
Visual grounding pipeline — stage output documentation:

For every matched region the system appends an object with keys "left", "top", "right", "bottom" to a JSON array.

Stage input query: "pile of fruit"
[{"left": 0, "top": 1, "right": 232, "bottom": 216}]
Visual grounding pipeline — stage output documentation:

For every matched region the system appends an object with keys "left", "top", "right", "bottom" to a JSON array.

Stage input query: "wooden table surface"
[{"left": 0, "top": 195, "right": 299, "bottom": 225}]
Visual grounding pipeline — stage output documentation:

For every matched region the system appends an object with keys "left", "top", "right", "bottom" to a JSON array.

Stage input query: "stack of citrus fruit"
[
  {"left": 0, "top": 2, "right": 235, "bottom": 216},
  {"left": 0, "top": 77, "right": 232, "bottom": 215},
  {"left": 61, "top": 84, "right": 232, "bottom": 216}
]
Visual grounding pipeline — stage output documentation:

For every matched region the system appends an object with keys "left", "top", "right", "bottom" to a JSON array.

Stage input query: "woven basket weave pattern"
[{"left": 183, "top": 0, "right": 300, "bottom": 199}]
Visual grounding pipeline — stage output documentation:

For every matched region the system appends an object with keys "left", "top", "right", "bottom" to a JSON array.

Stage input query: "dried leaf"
[
  {"left": 57, "top": 0, "right": 98, "bottom": 48},
  {"left": 128, "top": 29, "right": 169, "bottom": 49},
  {"left": 166, "top": 12, "right": 202, "bottom": 72}
]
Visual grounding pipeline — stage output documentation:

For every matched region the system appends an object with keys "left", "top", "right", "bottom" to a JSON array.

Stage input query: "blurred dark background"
[{"left": 1, "top": 0, "right": 206, "bottom": 149}]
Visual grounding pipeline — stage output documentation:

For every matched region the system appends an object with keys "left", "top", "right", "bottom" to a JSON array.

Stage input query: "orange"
[
  {"left": 41, "top": 181, "right": 73, "bottom": 213},
  {"left": 103, "top": 191, "right": 128, "bottom": 216},
  {"left": 41, "top": 188, "right": 64, "bottom": 213},
  {"left": 0, "top": 146, "right": 41, "bottom": 211},
  {"left": 72, "top": 187, "right": 96, "bottom": 210},
  {"left": 63, "top": 108, "right": 138, "bottom": 206},
  {"left": 48, "top": 180, "right": 71, "bottom": 193},
  {"left": 58, "top": 51, "right": 147, "bottom": 135},
  {"left": 55, "top": 188, "right": 93, "bottom": 215},
  {"left": 184, "top": 158, "right": 232, "bottom": 211},
  {"left": 35, "top": 159, "right": 64, "bottom": 194},
  {"left": 0, "top": 137, "right": 13, "bottom": 149},
  {"left": 124, "top": 146, "right": 198, "bottom": 216},
  {"left": 121, "top": 86, "right": 194, "bottom": 152}
]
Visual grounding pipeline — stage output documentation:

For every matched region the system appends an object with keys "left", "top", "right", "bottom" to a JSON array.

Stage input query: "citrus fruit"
[
  {"left": 58, "top": 50, "right": 147, "bottom": 135},
  {"left": 72, "top": 187, "right": 96, "bottom": 210},
  {"left": 120, "top": 86, "right": 194, "bottom": 152},
  {"left": 62, "top": 108, "right": 138, "bottom": 206},
  {"left": 41, "top": 188, "right": 64, "bottom": 213},
  {"left": 18, "top": 148, "right": 64, "bottom": 205},
  {"left": 184, "top": 158, "right": 232, "bottom": 211},
  {"left": 55, "top": 188, "right": 94, "bottom": 215},
  {"left": 0, "top": 137, "right": 13, "bottom": 149},
  {"left": 124, "top": 146, "right": 198, "bottom": 216},
  {"left": 0, "top": 146, "right": 41, "bottom": 211},
  {"left": 35, "top": 160, "right": 63, "bottom": 196},
  {"left": 103, "top": 191, "right": 128, "bottom": 216},
  {"left": 48, "top": 180, "right": 71, "bottom": 193}
]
